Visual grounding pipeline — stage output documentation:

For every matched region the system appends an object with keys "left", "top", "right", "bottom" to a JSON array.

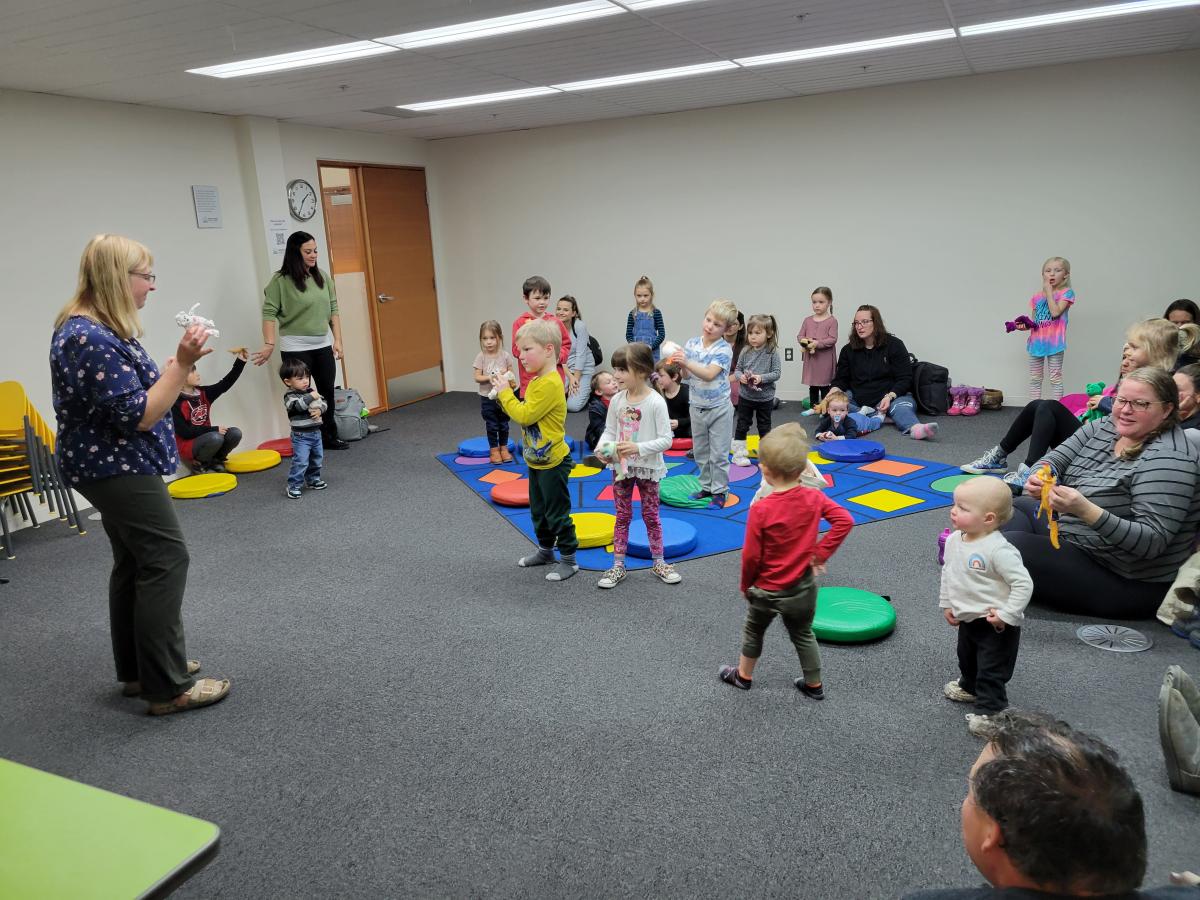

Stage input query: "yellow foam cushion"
[
  {"left": 223, "top": 449, "right": 281, "bottom": 473},
  {"left": 846, "top": 488, "right": 923, "bottom": 513},
  {"left": 571, "top": 512, "right": 616, "bottom": 549},
  {"left": 745, "top": 435, "right": 759, "bottom": 458},
  {"left": 168, "top": 472, "right": 237, "bottom": 499},
  {"left": 570, "top": 463, "right": 601, "bottom": 478}
]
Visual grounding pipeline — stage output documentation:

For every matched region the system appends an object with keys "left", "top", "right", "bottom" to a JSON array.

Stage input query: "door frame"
[{"left": 317, "top": 160, "right": 443, "bottom": 413}]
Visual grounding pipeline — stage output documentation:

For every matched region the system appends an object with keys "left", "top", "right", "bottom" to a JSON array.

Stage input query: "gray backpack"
[{"left": 333, "top": 387, "right": 370, "bottom": 441}]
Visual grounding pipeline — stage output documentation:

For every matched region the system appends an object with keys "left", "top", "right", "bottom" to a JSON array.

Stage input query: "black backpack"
[
  {"left": 589, "top": 335, "right": 603, "bottom": 366},
  {"left": 909, "top": 353, "right": 950, "bottom": 416}
]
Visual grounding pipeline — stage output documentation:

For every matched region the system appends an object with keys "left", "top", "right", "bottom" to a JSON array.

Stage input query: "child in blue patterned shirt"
[{"left": 669, "top": 299, "right": 738, "bottom": 509}]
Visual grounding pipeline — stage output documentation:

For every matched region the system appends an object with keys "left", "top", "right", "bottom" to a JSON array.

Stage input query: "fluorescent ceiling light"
[
  {"left": 376, "top": 1, "right": 621, "bottom": 50},
  {"left": 187, "top": 41, "right": 395, "bottom": 78},
  {"left": 960, "top": 0, "right": 1200, "bottom": 36},
  {"left": 399, "top": 86, "right": 562, "bottom": 111},
  {"left": 622, "top": 0, "right": 709, "bottom": 8},
  {"left": 555, "top": 60, "right": 737, "bottom": 91},
  {"left": 736, "top": 29, "right": 956, "bottom": 67}
]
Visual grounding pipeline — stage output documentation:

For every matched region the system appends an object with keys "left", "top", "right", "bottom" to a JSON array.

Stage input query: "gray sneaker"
[
  {"left": 944, "top": 680, "right": 977, "bottom": 703},
  {"left": 1002, "top": 463, "right": 1032, "bottom": 490},
  {"left": 962, "top": 445, "right": 1008, "bottom": 475},
  {"left": 966, "top": 713, "right": 1000, "bottom": 738}
]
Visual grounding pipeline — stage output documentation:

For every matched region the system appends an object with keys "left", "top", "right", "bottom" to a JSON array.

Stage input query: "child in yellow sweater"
[{"left": 493, "top": 318, "right": 579, "bottom": 581}]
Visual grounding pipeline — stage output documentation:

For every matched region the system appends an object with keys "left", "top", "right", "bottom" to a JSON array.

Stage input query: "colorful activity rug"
[{"left": 437, "top": 446, "right": 969, "bottom": 572}]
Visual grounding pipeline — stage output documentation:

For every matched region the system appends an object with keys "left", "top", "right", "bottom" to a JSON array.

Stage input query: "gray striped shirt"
[{"left": 1042, "top": 419, "right": 1200, "bottom": 583}]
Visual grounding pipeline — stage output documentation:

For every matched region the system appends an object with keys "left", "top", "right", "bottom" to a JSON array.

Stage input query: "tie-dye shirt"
[
  {"left": 50, "top": 316, "right": 178, "bottom": 485},
  {"left": 1027, "top": 288, "right": 1075, "bottom": 357}
]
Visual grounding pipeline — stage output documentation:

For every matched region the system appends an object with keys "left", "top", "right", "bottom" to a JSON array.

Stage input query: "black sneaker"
[
  {"left": 324, "top": 438, "right": 349, "bottom": 450},
  {"left": 689, "top": 489, "right": 713, "bottom": 501},
  {"left": 208, "top": 461, "right": 227, "bottom": 473},
  {"left": 794, "top": 679, "right": 825, "bottom": 700},
  {"left": 307, "top": 479, "right": 328, "bottom": 491},
  {"left": 719, "top": 665, "right": 751, "bottom": 690},
  {"left": 286, "top": 487, "right": 302, "bottom": 499}
]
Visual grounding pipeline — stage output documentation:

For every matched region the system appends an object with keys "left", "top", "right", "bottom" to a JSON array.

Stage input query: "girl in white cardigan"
[{"left": 595, "top": 342, "right": 680, "bottom": 590}]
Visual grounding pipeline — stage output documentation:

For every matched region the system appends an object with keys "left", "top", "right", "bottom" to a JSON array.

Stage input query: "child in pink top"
[
  {"left": 1015, "top": 257, "right": 1075, "bottom": 400},
  {"left": 798, "top": 286, "right": 838, "bottom": 409}
]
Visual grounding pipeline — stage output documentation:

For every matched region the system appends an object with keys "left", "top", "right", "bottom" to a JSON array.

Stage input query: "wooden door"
[{"left": 360, "top": 166, "right": 443, "bottom": 408}]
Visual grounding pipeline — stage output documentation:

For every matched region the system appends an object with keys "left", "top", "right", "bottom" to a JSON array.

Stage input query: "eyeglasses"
[
  {"left": 852, "top": 320, "right": 872, "bottom": 327},
  {"left": 1113, "top": 396, "right": 1165, "bottom": 412},
  {"left": 129, "top": 271, "right": 157, "bottom": 284}
]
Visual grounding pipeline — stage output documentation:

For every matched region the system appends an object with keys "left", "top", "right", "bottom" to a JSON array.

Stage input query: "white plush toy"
[
  {"left": 487, "top": 370, "right": 518, "bottom": 401},
  {"left": 175, "top": 303, "right": 220, "bottom": 338},
  {"left": 596, "top": 440, "right": 627, "bottom": 476},
  {"left": 660, "top": 340, "right": 682, "bottom": 360}
]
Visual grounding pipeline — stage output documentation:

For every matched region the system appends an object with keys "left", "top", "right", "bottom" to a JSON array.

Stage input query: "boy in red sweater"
[
  {"left": 512, "top": 275, "right": 571, "bottom": 396},
  {"left": 719, "top": 422, "right": 853, "bottom": 699}
]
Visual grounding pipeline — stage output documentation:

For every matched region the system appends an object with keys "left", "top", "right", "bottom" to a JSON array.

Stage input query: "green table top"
[{"left": 0, "top": 758, "right": 220, "bottom": 899}]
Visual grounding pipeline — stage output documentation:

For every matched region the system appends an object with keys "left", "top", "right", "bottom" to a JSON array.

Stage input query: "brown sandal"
[
  {"left": 121, "top": 659, "right": 201, "bottom": 697},
  {"left": 147, "top": 677, "right": 230, "bottom": 716}
]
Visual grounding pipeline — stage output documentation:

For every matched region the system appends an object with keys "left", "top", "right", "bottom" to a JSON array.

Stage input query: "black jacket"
[{"left": 831, "top": 335, "right": 913, "bottom": 409}]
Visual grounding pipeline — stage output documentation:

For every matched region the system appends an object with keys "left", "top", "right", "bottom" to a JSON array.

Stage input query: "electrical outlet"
[{"left": 784, "top": 348, "right": 794, "bottom": 361}]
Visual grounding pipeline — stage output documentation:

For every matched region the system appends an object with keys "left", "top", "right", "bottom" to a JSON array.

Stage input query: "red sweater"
[
  {"left": 740, "top": 486, "right": 854, "bottom": 593},
  {"left": 512, "top": 312, "right": 571, "bottom": 394}
]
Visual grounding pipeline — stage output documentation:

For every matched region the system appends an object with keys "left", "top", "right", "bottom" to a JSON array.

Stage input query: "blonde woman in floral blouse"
[{"left": 50, "top": 234, "right": 230, "bottom": 715}]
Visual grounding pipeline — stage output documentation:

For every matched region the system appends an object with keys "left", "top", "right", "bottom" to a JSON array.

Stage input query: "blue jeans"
[
  {"left": 846, "top": 391, "right": 920, "bottom": 435},
  {"left": 480, "top": 396, "right": 510, "bottom": 448},
  {"left": 288, "top": 429, "right": 324, "bottom": 489}
]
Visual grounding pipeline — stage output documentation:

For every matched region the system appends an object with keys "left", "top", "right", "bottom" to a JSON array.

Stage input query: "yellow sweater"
[{"left": 497, "top": 372, "right": 569, "bottom": 469}]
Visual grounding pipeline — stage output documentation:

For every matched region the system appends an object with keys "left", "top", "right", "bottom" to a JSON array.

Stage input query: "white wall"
[
  {"left": 0, "top": 90, "right": 428, "bottom": 486},
  {"left": 426, "top": 51, "right": 1200, "bottom": 402}
]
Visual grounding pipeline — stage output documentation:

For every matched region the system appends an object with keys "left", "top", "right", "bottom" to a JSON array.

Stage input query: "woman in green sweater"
[{"left": 253, "top": 231, "right": 347, "bottom": 449}]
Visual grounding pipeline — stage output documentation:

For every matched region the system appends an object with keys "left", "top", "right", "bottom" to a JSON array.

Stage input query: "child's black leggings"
[
  {"left": 809, "top": 385, "right": 831, "bottom": 406},
  {"left": 735, "top": 399, "right": 772, "bottom": 440}
]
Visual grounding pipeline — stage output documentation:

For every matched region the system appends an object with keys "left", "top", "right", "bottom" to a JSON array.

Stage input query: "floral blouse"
[{"left": 50, "top": 316, "right": 177, "bottom": 485}]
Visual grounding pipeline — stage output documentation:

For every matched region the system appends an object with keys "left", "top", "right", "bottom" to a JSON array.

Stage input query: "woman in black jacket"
[{"left": 830, "top": 305, "right": 938, "bottom": 440}]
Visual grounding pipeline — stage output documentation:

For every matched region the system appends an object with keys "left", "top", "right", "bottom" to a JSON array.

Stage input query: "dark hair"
[
  {"left": 611, "top": 343, "right": 654, "bottom": 380},
  {"left": 655, "top": 360, "right": 683, "bottom": 384},
  {"left": 812, "top": 286, "right": 833, "bottom": 309},
  {"left": 590, "top": 370, "right": 610, "bottom": 395},
  {"left": 728, "top": 310, "right": 747, "bottom": 369},
  {"left": 847, "top": 304, "right": 890, "bottom": 350},
  {"left": 278, "top": 231, "right": 324, "bottom": 292},
  {"left": 557, "top": 295, "right": 581, "bottom": 335},
  {"left": 972, "top": 710, "right": 1146, "bottom": 893},
  {"left": 1164, "top": 299, "right": 1200, "bottom": 324},
  {"left": 279, "top": 358, "right": 311, "bottom": 382},
  {"left": 1176, "top": 362, "right": 1200, "bottom": 393},
  {"left": 523, "top": 275, "right": 551, "bottom": 298}
]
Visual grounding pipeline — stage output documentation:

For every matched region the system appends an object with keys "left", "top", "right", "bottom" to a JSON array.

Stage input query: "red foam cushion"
[
  {"left": 490, "top": 479, "right": 530, "bottom": 507},
  {"left": 670, "top": 438, "right": 693, "bottom": 450},
  {"left": 258, "top": 438, "right": 293, "bottom": 458}
]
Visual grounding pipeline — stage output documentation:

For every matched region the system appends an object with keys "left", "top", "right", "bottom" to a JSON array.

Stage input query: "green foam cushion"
[
  {"left": 659, "top": 474, "right": 713, "bottom": 508},
  {"left": 813, "top": 586, "right": 896, "bottom": 643}
]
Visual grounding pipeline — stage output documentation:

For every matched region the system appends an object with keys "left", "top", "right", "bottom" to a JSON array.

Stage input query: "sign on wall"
[{"left": 191, "top": 185, "right": 222, "bottom": 228}]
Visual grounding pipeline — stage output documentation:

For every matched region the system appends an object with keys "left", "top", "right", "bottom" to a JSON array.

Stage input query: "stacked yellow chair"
[{"left": 0, "top": 382, "right": 85, "bottom": 560}]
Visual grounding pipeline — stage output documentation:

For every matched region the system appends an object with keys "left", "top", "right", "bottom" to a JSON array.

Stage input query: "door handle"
[{"left": 377, "top": 293, "right": 394, "bottom": 303}]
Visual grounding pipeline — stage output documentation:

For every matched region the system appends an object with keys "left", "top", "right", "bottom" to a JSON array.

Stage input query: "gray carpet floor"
[{"left": 2, "top": 394, "right": 1197, "bottom": 898}]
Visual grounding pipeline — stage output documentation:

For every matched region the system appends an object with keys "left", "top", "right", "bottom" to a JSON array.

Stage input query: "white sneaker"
[
  {"left": 597, "top": 565, "right": 627, "bottom": 589},
  {"left": 731, "top": 440, "right": 751, "bottom": 467},
  {"left": 857, "top": 406, "right": 876, "bottom": 417},
  {"left": 943, "top": 680, "right": 977, "bottom": 703}
]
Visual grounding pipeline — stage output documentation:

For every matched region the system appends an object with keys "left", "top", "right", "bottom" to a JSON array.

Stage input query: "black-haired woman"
[{"left": 253, "top": 231, "right": 347, "bottom": 449}]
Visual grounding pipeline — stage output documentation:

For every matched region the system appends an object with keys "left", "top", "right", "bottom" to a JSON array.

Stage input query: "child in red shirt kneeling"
[{"left": 719, "top": 422, "right": 854, "bottom": 699}]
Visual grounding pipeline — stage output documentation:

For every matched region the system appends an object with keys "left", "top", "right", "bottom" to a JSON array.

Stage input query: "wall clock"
[{"left": 286, "top": 179, "right": 318, "bottom": 221}]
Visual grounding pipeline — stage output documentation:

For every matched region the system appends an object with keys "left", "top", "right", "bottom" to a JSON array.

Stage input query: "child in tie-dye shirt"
[{"left": 1017, "top": 256, "right": 1075, "bottom": 400}]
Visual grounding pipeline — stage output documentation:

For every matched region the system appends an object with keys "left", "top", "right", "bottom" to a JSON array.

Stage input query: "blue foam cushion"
[
  {"left": 627, "top": 517, "right": 698, "bottom": 560},
  {"left": 819, "top": 439, "right": 886, "bottom": 463},
  {"left": 458, "top": 436, "right": 517, "bottom": 458}
]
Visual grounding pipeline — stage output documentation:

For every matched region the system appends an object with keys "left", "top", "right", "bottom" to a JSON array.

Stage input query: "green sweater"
[{"left": 262, "top": 271, "right": 339, "bottom": 336}]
